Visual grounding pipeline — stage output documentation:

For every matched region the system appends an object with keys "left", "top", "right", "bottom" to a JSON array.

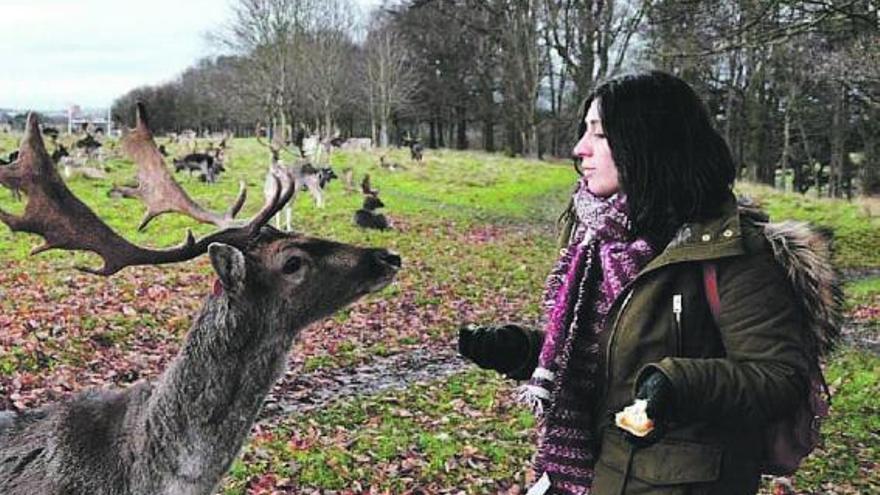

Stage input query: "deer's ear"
[{"left": 209, "top": 243, "right": 246, "bottom": 293}]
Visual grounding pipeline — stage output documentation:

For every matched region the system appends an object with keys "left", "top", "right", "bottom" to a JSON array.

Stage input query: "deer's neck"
[{"left": 132, "top": 294, "right": 301, "bottom": 493}]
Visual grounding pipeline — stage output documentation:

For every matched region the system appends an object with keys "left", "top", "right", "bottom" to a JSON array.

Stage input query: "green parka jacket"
[{"left": 546, "top": 193, "right": 833, "bottom": 495}]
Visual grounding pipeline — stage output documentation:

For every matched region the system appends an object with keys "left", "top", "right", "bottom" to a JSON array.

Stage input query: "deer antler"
[
  {"left": 0, "top": 113, "right": 295, "bottom": 276},
  {"left": 361, "top": 173, "right": 379, "bottom": 196},
  {"left": 256, "top": 123, "right": 304, "bottom": 162},
  {"left": 113, "top": 102, "right": 247, "bottom": 231}
]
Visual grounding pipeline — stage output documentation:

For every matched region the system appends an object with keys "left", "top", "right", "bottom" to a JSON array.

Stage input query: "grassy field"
[{"left": 0, "top": 133, "right": 877, "bottom": 494}]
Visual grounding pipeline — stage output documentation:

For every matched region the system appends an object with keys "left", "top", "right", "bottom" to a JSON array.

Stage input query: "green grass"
[
  {"left": 793, "top": 348, "right": 880, "bottom": 493},
  {"left": 845, "top": 276, "right": 880, "bottom": 311},
  {"left": 220, "top": 370, "right": 536, "bottom": 494},
  {"left": 737, "top": 182, "right": 880, "bottom": 268}
]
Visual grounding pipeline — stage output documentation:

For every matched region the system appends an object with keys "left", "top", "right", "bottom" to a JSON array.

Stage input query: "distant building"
[{"left": 68, "top": 105, "right": 112, "bottom": 135}]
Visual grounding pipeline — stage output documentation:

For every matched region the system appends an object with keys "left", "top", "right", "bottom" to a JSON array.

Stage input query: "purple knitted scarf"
[{"left": 520, "top": 181, "right": 655, "bottom": 494}]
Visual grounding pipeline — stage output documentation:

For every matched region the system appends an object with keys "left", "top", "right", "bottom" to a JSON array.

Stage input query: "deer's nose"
[{"left": 375, "top": 250, "right": 402, "bottom": 269}]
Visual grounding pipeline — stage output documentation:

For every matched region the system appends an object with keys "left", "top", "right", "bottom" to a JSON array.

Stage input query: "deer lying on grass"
[
  {"left": 0, "top": 113, "right": 401, "bottom": 495},
  {"left": 52, "top": 144, "right": 106, "bottom": 180},
  {"left": 379, "top": 155, "right": 406, "bottom": 171},
  {"left": 354, "top": 174, "right": 390, "bottom": 230}
]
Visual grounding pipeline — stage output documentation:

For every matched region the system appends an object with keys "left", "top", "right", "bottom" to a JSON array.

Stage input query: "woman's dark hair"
[{"left": 578, "top": 71, "right": 736, "bottom": 246}]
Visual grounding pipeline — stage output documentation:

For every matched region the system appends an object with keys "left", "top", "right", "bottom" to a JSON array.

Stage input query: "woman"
[{"left": 459, "top": 71, "right": 819, "bottom": 494}]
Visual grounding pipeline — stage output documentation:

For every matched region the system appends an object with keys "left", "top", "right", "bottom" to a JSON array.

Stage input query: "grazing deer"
[
  {"left": 410, "top": 141, "right": 424, "bottom": 163},
  {"left": 402, "top": 136, "right": 423, "bottom": 163},
  {"left": 173, "top": 148, "right": 225, "bottom": 183},
  {"left": 0, "top": 113, "right": 401, "bottom": 495},
  {"left": 75, "top": 132, "right": 102, "bottom": 160}
]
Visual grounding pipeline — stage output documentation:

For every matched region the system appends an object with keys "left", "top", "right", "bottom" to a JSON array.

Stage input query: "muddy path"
[
  {"left": 840, "top": 267, "right": 880, "bottom": 282},
  {"left": 840, "top": 268, "right": 880, "bottom": 353},
  {"left": 259, "top": 346, "right": 473, "bottom": 422}
]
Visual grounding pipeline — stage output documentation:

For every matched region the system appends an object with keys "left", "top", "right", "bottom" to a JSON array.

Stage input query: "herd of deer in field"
[{"left": 0, "top": 104, "right": 424, "bottom": 494}]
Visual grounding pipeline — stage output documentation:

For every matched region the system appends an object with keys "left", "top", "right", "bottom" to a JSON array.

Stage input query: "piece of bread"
[{"left": 615, "top": 399, "right": 655, "bottom": 437}]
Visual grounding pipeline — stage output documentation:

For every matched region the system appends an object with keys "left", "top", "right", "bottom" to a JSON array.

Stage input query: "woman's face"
[{"left": 573, "top": 99, "right": 620, "bottom": 197}]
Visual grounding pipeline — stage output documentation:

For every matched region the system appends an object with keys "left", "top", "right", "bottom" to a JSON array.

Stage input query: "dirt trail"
[
  {"left": 259, "top": 346, "right": 473, "bottom": 421},
  {"left": 840, "top": 268, "right": 880, "bottom": 353}
]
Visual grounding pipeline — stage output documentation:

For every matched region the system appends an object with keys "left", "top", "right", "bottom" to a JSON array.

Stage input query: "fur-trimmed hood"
[{"left": 741, "top": 204, "right": 844, "bottom": 358}]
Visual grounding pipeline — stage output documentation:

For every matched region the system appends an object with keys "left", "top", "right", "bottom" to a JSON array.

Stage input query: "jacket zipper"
[
  {"left": 605, "top": 289, "right": 635, "bottom": 387},
  {"left": 673, "top": 294, "right": 683, "bottom": 356}
]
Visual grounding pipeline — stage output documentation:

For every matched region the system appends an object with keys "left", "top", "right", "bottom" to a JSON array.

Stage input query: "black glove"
[
  {"left": 457, "top": 323, "right": 540, "bottom": 380},
  {"left": 625, "top": 370, "right": 675, "bottom": 446}
]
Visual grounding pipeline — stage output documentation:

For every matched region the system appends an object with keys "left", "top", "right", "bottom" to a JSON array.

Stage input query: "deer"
[
  {"left": 379, "top": 155, "right": 406, "bottom": 171},
  {"left": 402, "top": 135, "right": 423, "bottom": 163},
  {"left": 0, "top": 150, "right": 19, "bottom": 165},
  {"left": 257, "top": 132, "right": 332, "bottom": 230},
  {"left": 354, "top": 193, "right": 390, "bottom": 230},
  {"left": 0, "top": 152, "right": 22, "bottom": 201},
  {"left": 0, "top": 112, "right": 402, "bottom": 495},
  {"left": 173, "top": 148, "right": 225, "bottom": 183},
  {"left": 41, "top": 126, "right": 60, "bottom": 141},
  {"left": 354, "top": 174, "right": 390, "bottom": 230},
  {"left": 75, "top": 132, "right": 102, "bottom": 160}
]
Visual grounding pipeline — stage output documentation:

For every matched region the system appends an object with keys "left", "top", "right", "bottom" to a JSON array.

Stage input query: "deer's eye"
[{"left": 282, "top": 256, "right": 303, "bottom": 274}]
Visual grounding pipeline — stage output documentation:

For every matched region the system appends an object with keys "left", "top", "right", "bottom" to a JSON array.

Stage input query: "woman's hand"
[
  {"left": 624, "top": 370, "right": 675, "bottom": 446},
  {"left": 457, "top": 323, "right": 540, "bottom": 380}
]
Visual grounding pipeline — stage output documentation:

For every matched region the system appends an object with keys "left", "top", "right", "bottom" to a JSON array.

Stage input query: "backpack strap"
[{"left": 702, "top": 261, "right": 721, "bottom": 324}]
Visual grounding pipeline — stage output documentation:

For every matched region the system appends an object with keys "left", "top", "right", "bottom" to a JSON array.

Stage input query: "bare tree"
[
  {"left": 363, "top": 22, "right": 419, "bottom": 148},
  {"left": 301, "top": 0, "right": 359, "bottom": 138},
  {"left": 211, "top": 0, "right": 319, "bottom": 142}
]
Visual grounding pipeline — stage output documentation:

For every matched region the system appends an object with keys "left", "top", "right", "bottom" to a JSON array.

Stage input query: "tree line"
[{"left": 111, "top": 0, "right": 879, "bottom": 197}]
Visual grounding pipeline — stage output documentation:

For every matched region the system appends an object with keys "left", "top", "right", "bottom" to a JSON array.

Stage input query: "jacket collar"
[{"left": 639, "top": 192, "right": 745, "bottom": 275}]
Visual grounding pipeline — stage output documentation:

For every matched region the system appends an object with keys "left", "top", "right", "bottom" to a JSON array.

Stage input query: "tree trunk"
[
  {"left": 780, "top": 102, "right": 792, "bottom": 192},
  {"left": 437, "top": 119, "right": 446, "bottom": 148},
  {"left": 456, "top": 107, "right": 468, "bottom": 150},
  {"left": 858, "top": 108, "right": 880, "bottom": 196},
  {"left": 483, "top": 118, "right": 495, "bottom": 152},
  {"left": 829, "top": 83, "right": 846, "bottom": 198}
]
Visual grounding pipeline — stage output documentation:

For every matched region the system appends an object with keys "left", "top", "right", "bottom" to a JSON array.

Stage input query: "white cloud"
[
  {"left": 1, "top": 0, "right": 385, "bottom": 111},
  {"left": 1, "top": 0, "right": 228, "bottom": 110}
]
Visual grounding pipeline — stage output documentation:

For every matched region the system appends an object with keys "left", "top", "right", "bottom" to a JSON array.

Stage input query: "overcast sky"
[{"left": 0, "top": 0, "right": 385, "bottom": 111}]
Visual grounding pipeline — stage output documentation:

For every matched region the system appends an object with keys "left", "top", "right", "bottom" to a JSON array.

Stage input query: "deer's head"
[{"left": 209, "top": 228, "right": 400, "bottom": 329}]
